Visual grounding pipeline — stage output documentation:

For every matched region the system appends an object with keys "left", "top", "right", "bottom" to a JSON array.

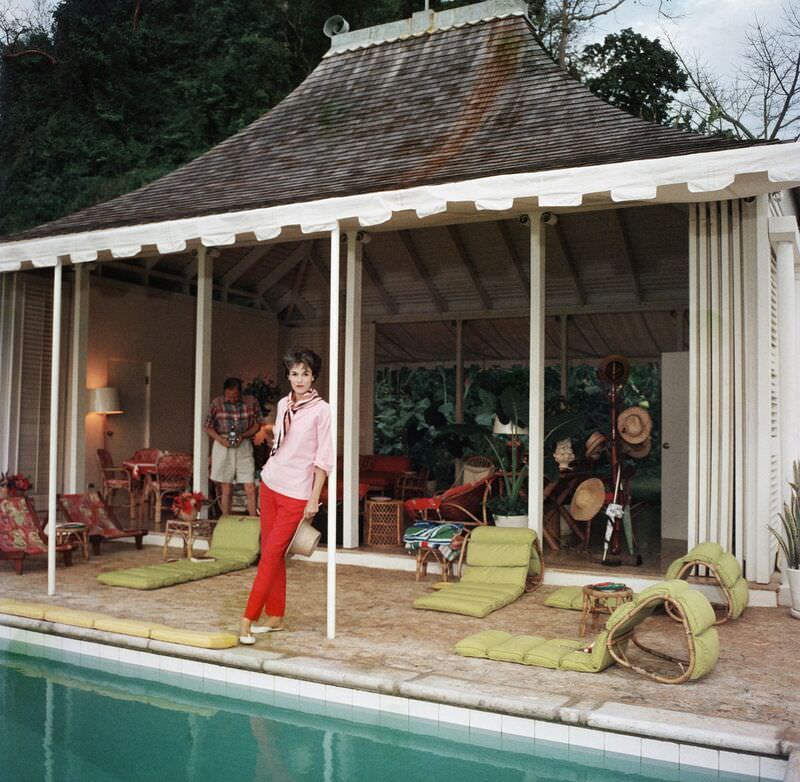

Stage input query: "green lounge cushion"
[
  {"left": 454, "top": 630, "right": 512, "bottom": 657},
  {"left": 97, "top": 516, "right": 260, "bottom": 590},
  {"left": 730, "top": 578, "right": 749, "bottom": 619},
  {"left": 413, "top": 527, "right": 538, "bottom": 617},
  {"left": 456, "top": 580, "right": 719, "bottom": 681},
  {"left": 544, "top": 586, "right": 584, "bottom": 610}
]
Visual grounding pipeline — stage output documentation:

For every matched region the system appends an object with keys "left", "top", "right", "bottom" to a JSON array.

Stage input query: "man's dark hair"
[
  {"left": 283, "top": 348, "right": 322, "bottom": 380},
  {"left": 223, "top": 377, "right": 242, "bottom": 392}
]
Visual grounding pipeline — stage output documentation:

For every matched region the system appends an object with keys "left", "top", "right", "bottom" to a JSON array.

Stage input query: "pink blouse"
[{"left": 260, "top": 397, "right": 334, "bottom": 500}]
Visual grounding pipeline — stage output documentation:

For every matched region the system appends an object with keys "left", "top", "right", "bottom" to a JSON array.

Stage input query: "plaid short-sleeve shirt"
[{"left": 205, "top": 395, "right": 260, "bottom": 436}]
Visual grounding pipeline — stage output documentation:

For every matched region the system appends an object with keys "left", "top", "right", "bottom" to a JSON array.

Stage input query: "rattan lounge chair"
[
  {"left": 0, "top": 496, "right": 76, "bottom": 574},
  {"left": 457, "top": 580, "right": 719, "bottom": 684},
  {"left": 59, "top": 491, "right": 147, "bottom": 556},
  {"left": 413, "top": 526, "right": 543, "bottom": 617}
]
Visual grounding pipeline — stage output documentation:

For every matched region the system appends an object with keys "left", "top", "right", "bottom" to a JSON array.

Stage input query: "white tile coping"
[{"left": 0, "top": 617, "right": 791, "bottom": 780}]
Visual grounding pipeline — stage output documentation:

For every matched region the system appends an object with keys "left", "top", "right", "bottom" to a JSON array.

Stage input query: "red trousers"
[{"left": 244, "top": 483, "right": 307, "bottom": 621}]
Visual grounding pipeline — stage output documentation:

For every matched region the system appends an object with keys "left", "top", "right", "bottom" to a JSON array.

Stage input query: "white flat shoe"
[
  {"left": 251, "top": 625, "right": 284, "bottom": 634},
  {"left": 238, "top": 635, "right": 256, "bottom": 645}
]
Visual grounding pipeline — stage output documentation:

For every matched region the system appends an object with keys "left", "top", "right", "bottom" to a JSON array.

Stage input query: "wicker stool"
[
  {"left": 580, "top": 583, "right": 634, "bottom": 636},
  {"left": 163, "top": 517, "right": 215, "bottom": 560},
  {"left": 365, "top": 498, "right": 404, "bottom": 546}
]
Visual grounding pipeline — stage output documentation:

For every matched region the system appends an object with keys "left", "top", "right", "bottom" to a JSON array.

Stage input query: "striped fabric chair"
[
  {"left": 59, "top": 491, "right": 147, "bottom": 556},
  {"left": 0, "top": 496, "right": 75, "bottom": 574}
]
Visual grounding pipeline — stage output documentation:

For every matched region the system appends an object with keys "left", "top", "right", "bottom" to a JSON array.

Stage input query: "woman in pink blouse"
[{"left": 239, "top": 348, "right": 332, "bottom": 644}]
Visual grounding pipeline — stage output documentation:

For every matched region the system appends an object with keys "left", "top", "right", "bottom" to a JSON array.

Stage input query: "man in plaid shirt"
[{"left": 204, "top": 377, "right": 261, "bottom": 515}]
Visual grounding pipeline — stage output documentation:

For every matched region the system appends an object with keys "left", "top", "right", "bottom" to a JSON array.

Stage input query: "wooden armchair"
[
  {"left": 147, "top": 452, "right": 192, "bottom": 528},
  {"left": 96, "top": 448, "right": 135, "bottom": 518},
  {"left": 404, "top": 476, "right": 495, "bottom": 527}
]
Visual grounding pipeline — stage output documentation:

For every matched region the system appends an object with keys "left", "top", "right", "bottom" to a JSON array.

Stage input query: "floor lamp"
[{"left": 89, "top": 387, "right": 124, "bottom": 453}]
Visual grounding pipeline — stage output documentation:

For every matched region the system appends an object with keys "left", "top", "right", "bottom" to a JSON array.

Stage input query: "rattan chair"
[
  {"left": 147, "top": 452, "right": 192, "bottom": 528},
  {"left": 96, "top": 448, "right": 135, "bottom": 518}
]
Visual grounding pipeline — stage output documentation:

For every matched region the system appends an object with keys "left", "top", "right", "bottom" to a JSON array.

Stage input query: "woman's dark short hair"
[
  {"left": 283, "top": 348, "right": 322, "bottom": 380},
  {"left": 223, "top": 377, "right": 242, "bottom": 392}
]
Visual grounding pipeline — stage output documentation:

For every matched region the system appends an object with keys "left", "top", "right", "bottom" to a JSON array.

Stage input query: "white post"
[
  {"left": 47, "top": 260, "right": 63, "bottom": 596},
  {"left": 528, "top": 215, "right": 545, "bottom": 539},
  {"left": 770, "top": 217, "right": 800, "bottom": 499},
  {"left": 0, "top": 273, "right": 18, "bottom": 470},
  {"left": 559, "top": 315, "right": 568, "bottom": 399},
  {"left": 342, "top": 231, "right": 362, "bottom": 549},
  {"left": 327, "top": 225, "right": 341, "bottom": 640},
  {"left": 455, "top": 319, "right": 464, "bottom": 424},
  {"left": 193, "top": 247, "right": 213, "bottom": 502},
  {"left": 66, "top": 265, "right": 89, "bottom": 492}
]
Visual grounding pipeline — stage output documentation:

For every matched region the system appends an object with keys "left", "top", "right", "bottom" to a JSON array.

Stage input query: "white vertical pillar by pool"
[
  {"left": 192, "top": 246, "right": 212, "bottom": 501},
  {"left": 342, "top": 232, "right": 362, "bottom": 549},
  {"left": 455, "top": 319, "right": 464, "bottom": 424},
  {"left": 770, "top": 216, "right": 800, "bottom": 499},
  {"left": 528, "top": 215, "right": 545, "bottom": 538},
  {"left": 47, "top": 259, "right": 63, "bottom": 596},
  {"left": 66, "top": 264, "right": 88, "bottom": 493},
  {"left": 327, "top": 225, "right": 341, "bottom": 640}
]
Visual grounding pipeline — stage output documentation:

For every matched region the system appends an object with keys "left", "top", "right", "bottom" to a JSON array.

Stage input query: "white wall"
[{"left": 85, "top": 279, "right": 278, "bottom": 487}]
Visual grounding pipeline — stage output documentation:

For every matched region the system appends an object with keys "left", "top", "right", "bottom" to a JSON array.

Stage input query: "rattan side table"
[
  {"left": 163, "top": 517, "right": 215, "bottom": 560},
  {"left": 580, "top": 583, "right": 634, "bottom": 636},
  {"left": 365, "top": 498, "right": 404, "bottom": 546}
]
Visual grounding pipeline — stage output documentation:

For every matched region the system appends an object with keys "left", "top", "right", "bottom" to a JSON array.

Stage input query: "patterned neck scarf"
[{"left": 271, "top": 388, "right": 321, "bottom": 456}]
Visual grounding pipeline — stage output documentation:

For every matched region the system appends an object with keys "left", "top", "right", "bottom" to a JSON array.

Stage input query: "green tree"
[{"left": 580, "top": 28, "right": 688, "bottom": 124}]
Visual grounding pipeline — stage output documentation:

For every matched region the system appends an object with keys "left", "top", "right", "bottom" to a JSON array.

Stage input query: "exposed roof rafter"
[
  {"left": 551, "top": 222, "right": 586, "bottom": 305},
  {"left": 613, "top": 210, "right": 642, "bottom": 302},
  {"left": 397, "top": 230, "right": 448, "bottom": 313},
  {"left": 496, "top": 221, "right": 530, "bottom": 299},
  {"left": 362, "top": 249, "right": 399, "bottom": 315},
  {"left": 445, "top": 225, "right": 493, "bottom": 310}
]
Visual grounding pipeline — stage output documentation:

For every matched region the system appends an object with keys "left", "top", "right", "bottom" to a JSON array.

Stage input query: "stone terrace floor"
[{"left": 2, "top": 542, "right": 799, "bottom": 746}]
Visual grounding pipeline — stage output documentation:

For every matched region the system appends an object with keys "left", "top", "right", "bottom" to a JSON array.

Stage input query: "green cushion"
[
  {"left": 730, "top": 578, "right": 749, "bottom": 619},
  {"left": 544, "top": 586, "right": 584, "bottom": 610},
  {"left": 523, "top": 639, "right": 585, "bottom": 669},
  {"left": 467, "top": 542, "right": 532, "bottom": 568},
  {"left": 665, "top": 542, "right": 747, "bottom": 611},
  {"left": 454, "top": 630, "right": 512, "bottom": 657},
  {"left": 487, "top": 635, "right": 546, "bottom": 663},
  {"left": 461, "top": 565, "right": 528, "bottom": 587},
  {"left": 97, "top": 517, "right": 260, "bottom": 590},
  {"left": 560, "top": 631, "right": 616, "bottom": 673},
  {"left": 691, "top": 627, "right": 720, "bottom": 679},
  {"left": 414, "top": 591, "right": 507, "bottom": 617}
]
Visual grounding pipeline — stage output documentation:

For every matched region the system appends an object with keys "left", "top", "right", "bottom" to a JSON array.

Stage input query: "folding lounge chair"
[
  {"left": 545, "top": 541, "right": 748, "bottom": 624},
  {"left": 457, "top": 580, "right": 719, "bottom": 684},
  {"left": 59, "top": 491, "right": 147, "bottom": 556},
  {"left": 97, "top": 515, "right": 259, "bottom": 589},
  {"left": 413, "top": 526, "right": 543, "bottom": 618},
  {"left": 0, "top": 496, "right": 76, "bottom": 574},
  {"left": 405, "top": 477, "right": 495, "bottom": 526}
]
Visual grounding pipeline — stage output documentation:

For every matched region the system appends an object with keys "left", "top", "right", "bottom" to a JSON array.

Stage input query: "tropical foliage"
[{"left": 772, "top": 461, "right": 800, "bottom": 570}]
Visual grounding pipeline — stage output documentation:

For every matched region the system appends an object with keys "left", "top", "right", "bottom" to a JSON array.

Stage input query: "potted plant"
[
  {"left": 0, "top": 472, "right": 32, "bottom": 498},
  {"left": 171, "top": 491, "right": 207, "bottom": 522},
  {"left": 772, "top": 461, "right": 800, "bottom": 618}
]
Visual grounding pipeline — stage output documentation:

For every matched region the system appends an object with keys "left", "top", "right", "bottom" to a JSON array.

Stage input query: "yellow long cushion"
[
  {"left": 0, "top": 599, "right": 49, "bottom": 619},
  {"left": 149, "top": 626, "right": 238, "bottom": 649},
  {"left": 43, "top": 607, "right": 99, "bottom": 628},
  {"left": 93, "top": 616, "right": 159, "bottom": 638}
]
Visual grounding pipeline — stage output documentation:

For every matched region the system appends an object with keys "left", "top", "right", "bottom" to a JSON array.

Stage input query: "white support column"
[
  {"left": 770, "top": 216, "right": 800, "bottom": 497},
  {"left": 528, "top": 215, "right": 545, "bottom": 539},
  {"left": 192, "top": 247, "right": 213, "bottom": 501},
  {"left": 327, "top": 225, "right": 342, "bottom": 640},
  {"left": 66, "top": 265, "right": 89, "bottom": 492},
  {"left": 342, "top": 232, "right": 362, "bottom": 549},
  {"left": 0, "top": 273, "right": 18, "bottom": 470},
  {"left": 47, "top": 260, "right": 63, "bottom": 596},
  {"left": 455, "top": 319, "right": 464, "bottom": 424},
  {"left": 559, "top": 315, "right": 568, "bottom": 399}
]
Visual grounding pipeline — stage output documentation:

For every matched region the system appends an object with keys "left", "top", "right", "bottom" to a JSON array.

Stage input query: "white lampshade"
[
  {"left": 493, "top": 416, "right": 528, "bottom": 436},
  {"left": 89, "top": 387, "right": 123, "bottom": 414}
]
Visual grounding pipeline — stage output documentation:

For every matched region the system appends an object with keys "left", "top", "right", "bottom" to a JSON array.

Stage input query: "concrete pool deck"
[{"left": 1, "top": 542, "right": 799, "bottom": 775}]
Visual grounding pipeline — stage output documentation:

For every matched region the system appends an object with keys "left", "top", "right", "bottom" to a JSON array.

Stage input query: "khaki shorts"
[{"left": 210, "top": 439, "right": 256, "bottom": 484}]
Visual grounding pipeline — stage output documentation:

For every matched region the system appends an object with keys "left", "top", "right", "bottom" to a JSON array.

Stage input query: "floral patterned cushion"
[
  {"left": 60, "top": 492, "right": 118, "bottom": 534},
  {"left": 0, "top": 497, "right": 46, "bottom": 553}
]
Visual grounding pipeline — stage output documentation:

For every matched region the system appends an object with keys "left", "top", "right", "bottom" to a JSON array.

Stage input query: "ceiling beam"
[
  {"left": 397, "top": 230, "right": 448, "bottom": 313},
  {"left": 256, "top": 242, "right": 309, "bottom": 297},
  {"left": 362, "top": 249, "right": 398, "bottom": 315},
  {"left": 496, "top": 221, "right": 530, "bottom": 299},
  {"left": 445, "top": 225, "right": 493, "bottom": 310},
  {"left": 309, "top": 244, "right": 346, "bottom": 309},
  {"left": 638, "top": 311, "right": 661, "bottom": 354},
  {"left": 613, "top": 210, "right": 642, "bottom": 303},
  {"left": 285, "top": 256, "right": 311, "bottom": 322},
  {"left": 369, "top": 300, "right": 688, "bottom": 325},
  {"left": 272, "top": 285, "right": 316, "bottom": 320},
  {"left": 222, "top": 245, "right": 273, "bottom": 289},
  {"left": 551, "top": 222, "right": 586, "bottom": 305}
]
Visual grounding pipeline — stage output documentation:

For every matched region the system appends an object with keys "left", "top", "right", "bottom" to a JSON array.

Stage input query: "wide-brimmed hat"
[
  {"left": 597, "top": 355, "right": 630, "bottom": 387},
  {"left": 622, "top": 438, "right": 652, "bottom": 459},
  {"left": 617, "top": 406, "right": 653, "bottom": 445},
  {"left": 286, "top": 519, "right": 321, "bottom": 559},
  {"left": 584, "top": 431, "right": 607, "bottom": 459},
  {"left": 570, "top": 478, "right": 606, "bottom": 521}
]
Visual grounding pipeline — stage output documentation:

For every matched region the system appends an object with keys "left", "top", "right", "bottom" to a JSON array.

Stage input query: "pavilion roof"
[{"left": 11, "top": 0, "right": 755, "bottom": 243}]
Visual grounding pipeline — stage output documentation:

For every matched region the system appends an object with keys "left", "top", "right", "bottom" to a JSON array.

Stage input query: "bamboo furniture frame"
[{"left": 669, "top": 560, "right": 737, "bottom": 624}]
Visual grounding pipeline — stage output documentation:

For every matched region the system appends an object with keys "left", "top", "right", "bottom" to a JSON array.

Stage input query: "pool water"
[{"left": 0, "top": 647, "right": 761, "bottom": 782}]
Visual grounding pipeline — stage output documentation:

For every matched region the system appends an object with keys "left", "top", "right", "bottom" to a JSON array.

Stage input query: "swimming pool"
[{"left": 0, "top": 643, "right": 770, "bottom": 782}]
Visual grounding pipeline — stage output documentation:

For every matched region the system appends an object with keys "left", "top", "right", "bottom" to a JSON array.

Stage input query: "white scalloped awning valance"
[{"left": 1, "top": 142, "right": 798, "bottom": 272}]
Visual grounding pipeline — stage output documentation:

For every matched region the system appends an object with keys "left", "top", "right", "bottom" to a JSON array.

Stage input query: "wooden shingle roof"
[{"left": 15, "top": 7, "right": 751, "bottom": 241}]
